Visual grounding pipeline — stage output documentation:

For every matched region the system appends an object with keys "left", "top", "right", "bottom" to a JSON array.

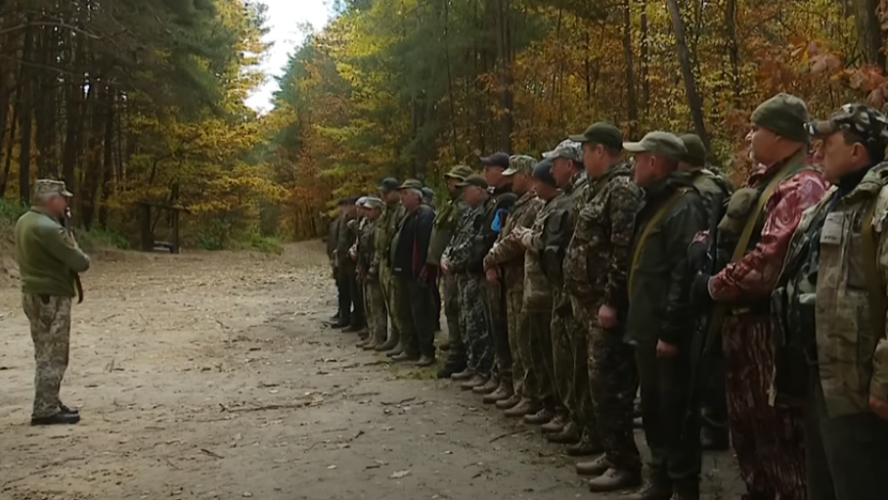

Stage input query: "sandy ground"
[{"left": 0, "top": 242, "right": 743, "bottom": 500}]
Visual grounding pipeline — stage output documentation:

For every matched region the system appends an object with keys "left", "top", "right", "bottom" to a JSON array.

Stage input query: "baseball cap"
[
  {"left": 33, "top": 179, "right": 73, "bottom": 198},
  {"left": 542, "top": 140, "right": 583, "bottom": 162},
  {"left": 362, "top": 197, "right": 383, "bottom": 209},
  {"left": 444, "top": 165, "right": 474, "bottom": 180},
  {"left": 531, "top": 158, "right": 557, "bottom": 187},
  {"left": 456, "top": 174, "right": 489, "bottom": 189},
  {"left": 679, "top": 134, "right": 707, "bottom": 167},
  {"left": 480, "top": 152, "right": 510, "bottom": 169},
  {"left": 807, "top": 103, "right": 888, "bottom": 147},
  {"left": 567, "top": 122, "right": 623, "bottom": 150},
  {"left": 503, "top": 155, "right": 537, "bottom": 176},
  {"left": 397, "top": 179, "right": 423, "bottom": 190},
  {"left": 623, "top": 131, "right": 688, "bottom": 162},
  {"left": 378, "top": 177, "right": 401, "bottom": 192}
]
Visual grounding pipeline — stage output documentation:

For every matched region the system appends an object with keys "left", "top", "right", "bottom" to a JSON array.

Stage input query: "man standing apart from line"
[
  {"left": 691, "top": 93, "right": 829, "bottom": 500},
  {"left": 15, "top": 179, "right": 90, "bottom": 425},
  {"left": 564, "top": 123, "right": 644, "bottom": 492}
]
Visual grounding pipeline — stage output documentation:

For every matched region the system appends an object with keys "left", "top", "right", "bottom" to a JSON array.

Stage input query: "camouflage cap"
[
  {"left": 567, "top": 122, "right": 623, "bottom": 150},
  {"left": 355, "top": 196, "right": 368, "bottom": 206},
  {"left": 456, "top": 174, "right": 489, "bottom": 189},
  {"left": 623, "top": 131, "right": 688, "bottom": 162},
  {"left": 362, "top": 196, "right": 383, "bottom": 209},
  {"left": 378, "top": 177, "right": 401, "bottom": 192},
  {"left": 503, "top": 155, "right": 537, "bottom": 176},
  {"left": 480, "top": 152, "right": 510, "bottom": 169},
  {"left": 679, "top": 134, "right": 707, "bottom": 167},
  {"left": 444, "top": 165, "right": 474, "bottom": 180},
  {"left": 542, "top": 139, "right": 583, "bottom": 162},
  {"left": 397, "top": 179, "right": 423, "bottom": 191},
  {"left": 807, "top": 103, "right": 888, "bottom": 147},
  {"left": 531, "top": 158, "right": 557, "bottom": 187},
  {"left": 752, "top": 93, "right": 810, "bottom": 143},
  {"left": 33, "top": 179, "right": 73, "bottom": 198}
]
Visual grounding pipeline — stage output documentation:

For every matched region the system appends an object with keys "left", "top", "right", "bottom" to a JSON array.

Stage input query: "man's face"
[
  {"left": 746, "top": 126, "right": 781, "bottom": 165},
  {"left": 446, "top": 178, "right": 461, "bottom": 195},
  {"left": 582, "top": 143, "right": 606, "bottom": 176},
  {"left": 46, "top": 194, "right": 68, "bottom": 218},
  {"left": 632, "top": 152, "right": 658, "bottom": 186},
  {"left": 550, "top": 158, "right": 573, "bottom": 187},
  {"left": 484, "top": 166, "right": 505, "bottom": 187},
  {"left": 400, "top": 190, "right": 420, "bottom": 209},
  {"left": 511, "top": 172, "right": 532, "bottom": 194},
  {"left": 381, "top": 189, "right": 399, "bottom": 203},
  {"left": 367, "top": 208, "right": 381, "bottom": 220},
  {"left": 462, "top": 185, "right": 483, "bottom": 205},
  {"left": 814, "top": 132, "right": 867, "bottom": 184},
  {"left": 533, "top": 180, "right": 557, "bottom": 200}
]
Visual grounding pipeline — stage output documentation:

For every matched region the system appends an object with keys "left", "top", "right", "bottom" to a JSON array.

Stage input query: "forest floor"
[{"left": 0, "top": 242, "right": 743, "bottom": 500}]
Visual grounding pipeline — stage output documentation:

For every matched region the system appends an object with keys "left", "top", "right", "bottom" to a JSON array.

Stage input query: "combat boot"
[
  {"left": 576, "top": 455, "right": 611, "bottom": 476},
  {"left": 415, "top": 355, "right": 436, "bottom": 367},
  {"left": 700, "top": 426, "right": 729, "bottom": 451},
  {"left": 385, "top": 343, "right": 405, "bottom": 358},
  {"left": 437, "top": 359, "right": 466, "bottom": 379},
  {"left": 460, "top": 374, "right": 488, "bottom": 391},
  {"left": 392, "top": 351, "right": 419, "bottom": 363},
  {"left": 451, "top": 368, "right": 475, "bottom": 381},
  {"left": 524, "top": 407, "right": 554, "bottom": 425},
  {"left": 473, "top": 376, "right": 500, "bottom": 395},
  {"left": 541, "top": 412, "right": 569, "bottom": 433},
  {"left": 31, "top": 411, "right": 80, "bottom": 426},
  {"left": 482, "top": 381, "right": 513, "bottom": 404},
  {"left": 504, "top": 398, "right": 540, "bottom": 417},
  {"left": 624, "top": 482, "right": 672, "bottom": 500},
  {"left": 587, "top": 468, "right": 642, "bottom": 493},
  {"left": 375, "top": 334, "right": 400, "bottom": 352},
  {"left": 495, "top": 393, "right": 521, "bottom": 409},
  {"left": 566, "top": 428, "right": 603, "bottom": 457},
  {"left": 546, "top": 421, "right": 580, "bottom": 444},
  {"left": 59, "top": 403, "right": 79, "bottom": 415}
]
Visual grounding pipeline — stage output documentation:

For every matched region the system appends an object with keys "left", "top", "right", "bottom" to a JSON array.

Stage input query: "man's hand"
[
  {"left": 485, "top": 267, "right": 499, "bottom": 285},
  {"left": 419, "top": 264, "right": 438, "bottom": 287},
  {"left": 518, "top": 228, "right": 534, "bottom": 248},
  {"left": 656, "top": 340, "right": 678, "bottom": 358},
  {"left": 440, "top": 258, "right": 450, "bottom": 275},
  {"left": 598, "top": 304, "right": 618, "bottom": 329},
  {"left": 870, "top": 395, "right": 888, "bottom": 420}
]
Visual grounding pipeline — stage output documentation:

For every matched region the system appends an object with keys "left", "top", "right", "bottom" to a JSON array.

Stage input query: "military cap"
[
  {"left": 568, "top": 122, "right": 623, "bottom": 150},
  {"left": 531, "top": 158, "right": 557, "bottom": 187},
  {"left": 456, "top": 174, "right": 489, "bottom": 189},
  {"left": 503, "top": 155, "right": 537, "bottom": 176},
  {"left": 751, "top": 93, "right": 810, "bottom": 143},
  {"left": 362, "top": 197, "right": 383, "bottom": 209},
  {"left": 397, "top": 179, "right": 423, "bottom": 191},
  {"left": 542, "top": 139, "right": 583, "bottom": 162},
  {"left": 355, "top": 196, "right": 368, "bottom": 206},
  {"left": 444, "top": 165, "right": 474, "bottom": 180},
  {"left": 623, "top": 131, "right": 688, "bottom": 162},
  {"left": 480, "top": 152, "right": 510, "bottom": 169},
  {"left": 421, "top": 187, "right": 435, "bottom": 200},
  {"left": 679, "top": 134, "right": 707, "bottom": 167},
  {"left": 807, "top": 103, "right": 888, "bottom": 147},
  {"left": 378, "top": 177, "right": 401, "bottom": 192},
  {"left": 33, "top": 179, "right": 73, "bottom": 198}
]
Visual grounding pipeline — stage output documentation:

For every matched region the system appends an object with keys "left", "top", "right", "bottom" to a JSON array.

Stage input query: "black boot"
[
  {"left": 437, "top": 359, "right": 466, "bottom": 379},
  {"left": 31, "top": 411, "right": 80, "bottom": 426}
]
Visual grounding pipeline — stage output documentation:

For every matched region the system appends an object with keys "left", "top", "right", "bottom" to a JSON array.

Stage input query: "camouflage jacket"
[
  {"left": 523, "top": 195, "right": 567, "bottom": 312},
  {"left": 442, "top": 199, "right": 489, "bottom": 275},
  {"left": 373, "top": 200, "right": 406, "bottom": 272},
  {"left": 625, "top": 172, "right": 707, "bottom": 348},
  {"left": 427, "top": 195, "right": 467, "bottom": 266},
  {"left": 483, "top": 190, "right": 543, "bottom": 288},
  {"left": 357, "top": 217, "right": 378, "bottom": 278},
  {"left": 525, "top": 190, "right": 577, "bottom": 292},
  {"left": 772, "top": 162, "right": 888, "bottom": 417},
  {"left": 563, "top": 163, "right": 641, "bottom": 311}
]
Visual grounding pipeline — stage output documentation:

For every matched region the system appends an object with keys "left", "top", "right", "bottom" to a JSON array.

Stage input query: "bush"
[
  {"left": 194, "top": 219, "right": 282, "bottom": 254},
  {"left": 0, "top": 198, "right": 27, "bottom": 225},
  {"left": 77, "top": 227, "right": 129, "bottom": 251}
]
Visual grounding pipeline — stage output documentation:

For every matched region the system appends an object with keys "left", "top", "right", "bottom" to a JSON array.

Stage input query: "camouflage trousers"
[
  {"left": 505, "top": 287, "right": 534, "bottom": 398},
  {"left": 457, "top": 273, "right": 493, "bottom": 377},
  {"left": 550, "top": 290, "right": 594, "bottom": 432},
  {"left": 483, "top": 281, "right": 510, "bottom": 381},
  {"left": 363, "top": 279, "right": 387, "bottom": 345},
  {"left": 22, "top": 294, "right": 72, "bottom": 419},
  {"left": 527, "top": 310, "right": 557, "bottom": 407},
  {"left": 581, "top": 301, "right": 641, "bottom": 472},
  {"left": 442, "top": 274, "right": 465, "bottom": 363},
  {"left": 378, "top": 264, "right": 401, "bottom": 343}
]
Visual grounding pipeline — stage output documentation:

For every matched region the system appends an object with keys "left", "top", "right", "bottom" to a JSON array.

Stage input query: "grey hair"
[
  {"left": 405, "top": 188, "right": 423, "bottom": 199},
  {"left": 34, "top": 192, "right": 59, "bottom": 205}
]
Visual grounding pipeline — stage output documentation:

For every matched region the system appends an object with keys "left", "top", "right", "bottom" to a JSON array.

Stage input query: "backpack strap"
[{"left": 629, "top": 188, "right": 688, "bottom": 297}]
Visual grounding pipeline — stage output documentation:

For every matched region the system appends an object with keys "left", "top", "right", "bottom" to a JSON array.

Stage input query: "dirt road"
[{"left": 0, "top": 242, "right": 741, "bottom": 500}]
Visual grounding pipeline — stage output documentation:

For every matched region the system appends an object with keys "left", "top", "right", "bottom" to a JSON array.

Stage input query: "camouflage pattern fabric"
[
  {"left": 364, "top": 281, "right": 387, "bottom": 345},
  {"left": 550, "top": 288, "right": 592, "bottom": 430},
  {"left": 375, "top": 201, "right": 406, "bottom": 342},
  {"left": 807, "top": 102, "right": 888, "bottom": 144},
  {"left": 441, "top": 274, "right": 463, "bottom": 359},
  {"left": 457, "top": 273, "right": 492, "bottom": 376},
  {"left": 22, "top": 294, "right": 72, "bottom": 419},
  {"left": 527, "top": 311, "right": 557, "bottom": 408},
  {"left": 505, "top": 287, "right": 534, "bottom": 398}
]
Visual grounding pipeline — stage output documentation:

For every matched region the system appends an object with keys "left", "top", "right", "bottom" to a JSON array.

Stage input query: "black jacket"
[{"left": 391, "top": 205, "right": 435, "bottom": 279}]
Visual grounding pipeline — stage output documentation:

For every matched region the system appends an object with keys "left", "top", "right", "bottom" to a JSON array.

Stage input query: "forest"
[{"left": 2, "top": 0, "right": 888, "bottom": 247}]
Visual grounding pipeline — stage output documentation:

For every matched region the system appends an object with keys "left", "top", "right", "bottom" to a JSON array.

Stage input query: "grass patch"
[
  {"left": 195, "top": 221, "right": 283, "bottom": 254},
  {"left": 0, "top": 198, "right": 27, "bottom": 226},
  {"left": 76, "top": 226, "right": 129, "bottom": 252}
]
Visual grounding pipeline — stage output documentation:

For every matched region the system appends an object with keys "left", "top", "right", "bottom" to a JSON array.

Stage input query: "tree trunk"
[
  {"left": 0, "top": 98, "right": 17, "bottom": 196},
  {"left": 492, "top": 0, "right": 513, "bottom": 152},
  {"left": 640, "top": 0, "right": 651, "bottom": 114},
  {"left": 725, "top": 0, "right": 742, "bottom": 104},
  {"left": 81, "top": 83, "right": 106, "bottom": 230},
  {"left": 852, "top": 0, "right": 885, "bottom": 68},
  {"left": 18, "top": 23, "right": 35, "bottom": 204},
  {"left": 621, "top": 0, "right": 640, "bottom": 139},
  {"left": 666, "top": 0, "right": 710, "bottom": 148},
  {"left": 98, "top": 89, "right": 115, "bottom": 229}
]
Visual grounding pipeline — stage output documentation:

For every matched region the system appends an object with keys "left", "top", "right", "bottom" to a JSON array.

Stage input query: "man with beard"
[
  {"left": 691, "top": 93, "right": 829, "bottom": 500},
  {"left": 483, "top": 155, "right": 544, "bottom": 414},
  {"left": 564, "top": 123, "right": 644, "bottom": 492},
  {"left": 772, "top": 104, "right": 888, "bottom": 500},
  {"left": 428, "top": 166, "right": 473, "bottom": 378}
]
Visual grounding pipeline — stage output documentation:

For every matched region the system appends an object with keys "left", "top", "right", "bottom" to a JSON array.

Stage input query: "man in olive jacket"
[
  {"left": 15, "top": 179, "right": 91, "bottom": 426},
  {"left": 624, "top": 132, "right": 707, "bottom": 500}
]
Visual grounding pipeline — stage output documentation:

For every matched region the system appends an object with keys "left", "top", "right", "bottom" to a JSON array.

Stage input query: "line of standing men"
[{"left": 327, "top": 92, "right": 888, "bottom": 500}]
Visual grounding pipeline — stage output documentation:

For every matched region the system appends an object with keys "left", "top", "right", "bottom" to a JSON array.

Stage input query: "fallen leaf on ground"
[{"left": 390, "top": 469, "right": 411, "bottom": 479}]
